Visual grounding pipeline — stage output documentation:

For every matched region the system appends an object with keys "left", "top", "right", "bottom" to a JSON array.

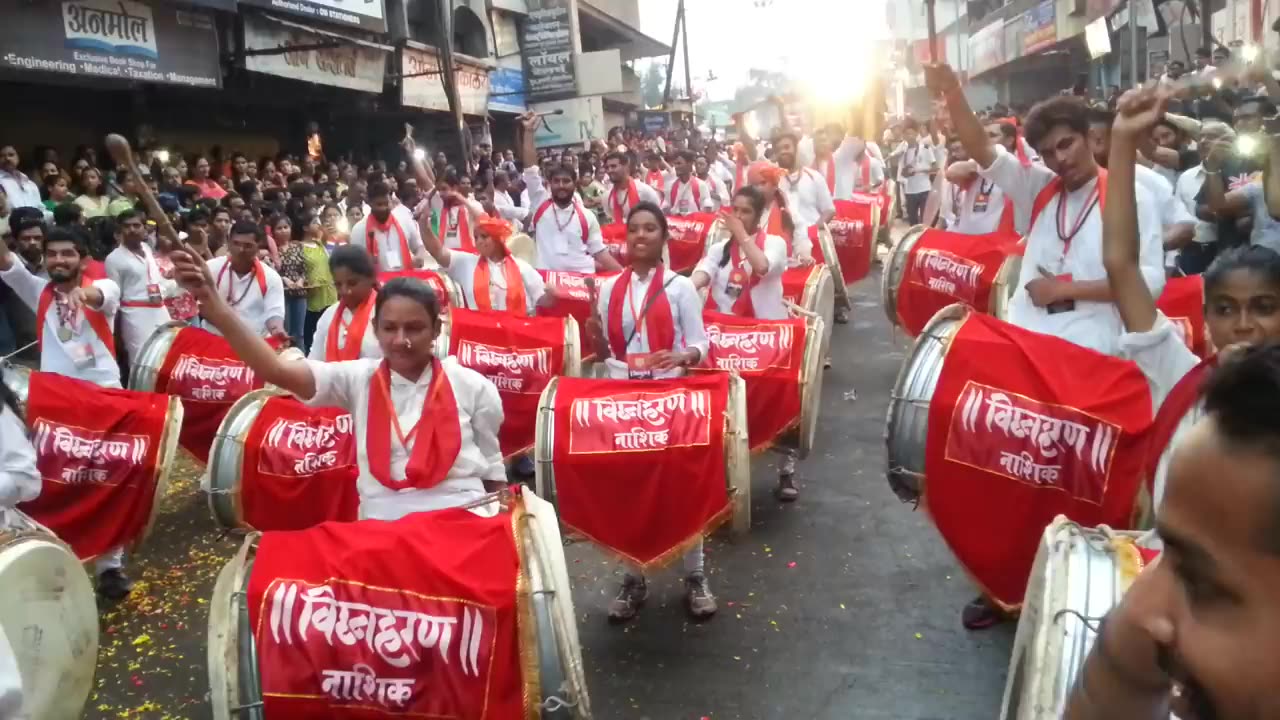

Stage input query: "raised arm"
[
  {"left": 925, "top": 64, "right": 996, "bottom": 169},
  {"left": 105, "top": 134, "right": 179, "bottom": 247},
  {"left": 1103, "top": 88, "right": 1165, "bottom": 334},
  {"left": 1203, "top": 140, "right": 1250, "bottom": 217},
  {"left": 402, "top": 123, "right": 436, "bottom": 191},
  {"left": 417, "top": 207, "right": 452, "bottom": 268}
]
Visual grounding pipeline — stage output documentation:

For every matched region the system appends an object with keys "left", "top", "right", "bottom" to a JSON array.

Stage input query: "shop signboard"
[
  {"left": 243, "top": 13, "right": 387, "bottom": 93},
  {"left": 238, "top": 0, "right": 386, "bottom": 33},
  {"left": 489, "top": 67, "right": 527, "bottom": 113},
  {"left": 1023, "top": 0, "right": 1057, "bottom": 54},
  {"left": 969, "top": 20, "right": 1006, "bottom": 76},
  {"left": 521, "top": 0, "right": 576, "bottom": 100},
  {"left": 401, "top": 43, "right": 490, "bottom": 115},
  {"left": 0, "top": 0, "right": 221, "bottom": 87},
  {"left": 532, "top": 96, "right": 604, "bottom": 148}
]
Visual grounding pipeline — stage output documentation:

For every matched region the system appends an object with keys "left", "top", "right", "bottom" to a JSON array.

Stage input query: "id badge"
[
  {"left": 972, "top": 191, "right": 990, "bottom": 214},
  {"left": 147, "top": 283, "right": 162, "bottom": 304},
  {"left": 627, "top": 352, "right": 656, "bottom": 380},
  {"left": 386, "top": 253, "right": 404, "bottom": 271},
  {"left": 68, "top": 342, "right": 96, "bottom": 371},
  {"left": 725, "top": 268, "right": 748, "bottom": 299},
  {"left": 1047, "top": 273, "right": 1076, "bottom": 315}
]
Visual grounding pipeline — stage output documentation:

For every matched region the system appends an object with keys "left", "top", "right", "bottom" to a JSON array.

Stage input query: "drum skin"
[
  {"left": 881, "top": 226, "right": 1023, "bottom": 328},
  {"left": 0, "top": 520, "right": 99, "bottom": 720},
  {"left": 128, "top": 321, "right": 188, "bottom": 392},
  {"left": 507, "top": 233, "right": 536, "bottom": 266},
  {"left": 0, "top": 361, "right": 31, "bottom": 411},
  {"left": 793, "top": 265, "right": 835, "bottom": 362},
  {"left": 533, "top": 375, "right": 752, "bottom": 537},
  {"left": 207, "top": 389, "right": 278, "bottom": 530},
  {"left": 883, "top": 303, "right": 970, "bottom": 503},
  {"left": 793, "top": 317, "right": 825, "bottom": 459},
  {"left": 813, "top": 223, "right": 849, "bottom": 308},
  {"left": 999, "top": 517, "right": 1146, "bottom": 720}
]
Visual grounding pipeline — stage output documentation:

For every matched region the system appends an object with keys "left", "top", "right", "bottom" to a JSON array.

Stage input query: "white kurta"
[
  {"left": 302, "top": 356, "right": 506, "bottom": 520},
  {"left": 0, "top": 403, "right": 39, "bottom": 510},
  {"left": 308, "top": 302, "right": 382, "bottom": 362},
  {"left": 779, "top": 168, "right": 836, "bottom": 250},
  {"left": 602, "top": 179, "right": 662, "bottom": 223},
  {"left": 0, "top": 262, "right": 121, "bottom": 388},
  {"left": 444, "top": 253, "right": 545, "bottom": 315},
  {"left": 663, "top": 176, "right": 716, "bottom": 215},
  {"left": 594, "top": 269, "right": 709, "bottom": 380},
  {"left": 941, "top": 177, "right": 1012, "bottom": 235},
  {"left": 350, "top": 204, "right": 425, "bottom": 272},
  {"left": 523, "top": 169, "right": 607, "bottom": 273},
  {"left": 105, "top": 244, "right": 173, "bottom": 359},
  {"left": 204, "top": 256, "right": 286, "bottom": 338},
  {"left": 696, "top": 235, "right": 790, "bottom": 320},
  {"left": 980, "top": 149, "right": 1166, "bottom": 356},
  {"left": 895, "top": 141, "right": 937, "bottom": 195}
]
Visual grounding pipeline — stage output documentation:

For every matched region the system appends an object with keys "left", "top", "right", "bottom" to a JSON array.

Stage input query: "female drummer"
[
  {"left": 419, "top": 209, "right": 547, "bottom": 316},
  {"left": 693, "top": 186, "right": 802, "bottom": 502},
  {"left": 583, "top": 201, "right": 717, "bottom": 622},
  {"left": 170, "top": 251, "right": 508, "bottom": 521},
  {"left": 309, "top": 245, "right": 382, "bottom": 362}
]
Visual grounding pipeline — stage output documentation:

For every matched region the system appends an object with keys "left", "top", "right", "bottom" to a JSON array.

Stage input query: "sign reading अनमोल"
[
  {"left": 400, "top": 43, "right": 490, "bottom": 115},
  {"left": 238, "top": 0, "right": 387, "bottom": 33},
  {"left": 1022, "top": 0, "right": 1057, "bottom": 55},
  {"left": 488, "top": 66, "right": 526, "bottom": 114},
  {"left": 532, "top": 96, "right": 605, "bottom": 149},
  {"left": 520, "top": 0, "right": 576, "bottom": 101},
  {"left": 243, "top": 13, "right": 387, "bottom": 94},
  {"left": 0, "top": 0, "right": 221, "bottom": 87}
]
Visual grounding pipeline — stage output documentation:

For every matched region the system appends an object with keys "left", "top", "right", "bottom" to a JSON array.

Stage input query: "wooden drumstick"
[{"left": 104, "top": 133, "right": 183, "bottom": 252}]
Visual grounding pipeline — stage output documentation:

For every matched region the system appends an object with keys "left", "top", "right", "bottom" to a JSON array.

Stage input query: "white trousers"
[
  {"left": 93, "top": 545, "right": 125, "bottom": 574},
  {"left": 628, "top": 538, "right": 704, "bottom": 577},
  {"left": 775, "top": 447, "right": 797, "bottom": 475}
]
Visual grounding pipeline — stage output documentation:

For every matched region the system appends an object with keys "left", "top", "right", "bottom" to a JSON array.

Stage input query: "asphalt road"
[{"left": 83, "top": 233, "right": 1015, "bottom": 720}]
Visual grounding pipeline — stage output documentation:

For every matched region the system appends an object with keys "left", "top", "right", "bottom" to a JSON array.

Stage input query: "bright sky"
[{"left": 637, "top": 0, "right": 892, "bottom": 103}]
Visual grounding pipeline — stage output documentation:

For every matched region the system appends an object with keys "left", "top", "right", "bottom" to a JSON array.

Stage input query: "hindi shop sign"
[
  {"left": 488, "top": 66, "right": 526, "bottom": 114},
  {"left": 1022, "top": 0, "right": 1057, "bottom": 55},
  {"left": 968, "top": 19, "right": 1006, "bottom": 77},
  {"left": 521, "top": 0, "right": 576, "bottom": 101},
  {"left": 239, "top": 0, "right": 386, "bottom": 33},
  {"left": 532, "top": 96, "right": 605, "bottom": 148},
  {"left": 0, "top": 0, "right": 220, "bottom": 87},
  {"left": 243, "top": 14, "right": 387, "bottom": 94},
  {"left": 400, "top": 43, "right": 490, "bottom": 115}
]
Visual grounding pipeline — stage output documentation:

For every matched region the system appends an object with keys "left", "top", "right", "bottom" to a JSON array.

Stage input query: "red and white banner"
[
  {"left": 155, "top": 327, "right": 265, "bottom": 462},
  {"left": 21, "top": 372, "right": 171, "bottom": 560},
  {"left": 551, "top": 374, "right": 731, "bottom": 568},
  {"left": 448, "top": 307, "right": 567, "bottom": 458},
  {"left": 240, "top": 397, "right": 359, "bottom": 529},
  {"left": 893, "top": 228, "right": 1021, "bottom": 335},
  {"left": 378, "top": 269, "right": 455, "bottom": 312},
  {"left": 812, "top": 198, "right": 877, "bottom": 285},
  {"left": 693, "top": 311, "right": 805, "bottom": 450},
  {"left": 1156, "top": 274, "right": 1208, "bottom": 359},
  {"left": 782, "top": 265, "right": 825, "bottom": 308},
  {"left": 537, "top": 269, "right": 619, "bottom": 362},
  {"left": 246, "top": 507, "right": 534, "bottom": 718},
  {"left": 666, "top": 212, "right": 717, "bottom": 274},
  {"left": 924, "top": 313, "right": 1153, "bottom": 608}
]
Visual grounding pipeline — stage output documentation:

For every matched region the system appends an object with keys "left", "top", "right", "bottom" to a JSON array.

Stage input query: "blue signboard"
[{"left": 489, "top": 66, "right": 527, "bottom": 114}]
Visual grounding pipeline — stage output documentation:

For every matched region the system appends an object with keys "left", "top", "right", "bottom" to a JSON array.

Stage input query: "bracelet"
[
  {"left": 1092, "top": 617, "right": 1171, "bottom": 694},
  {"left": 1203, "top": 169, "right": 1221, "bottom": 175}
]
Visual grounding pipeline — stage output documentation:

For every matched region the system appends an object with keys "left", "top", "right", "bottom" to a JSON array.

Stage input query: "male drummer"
[
  {"left": 106, "top": 210, "right": 174, "bottom": 361},
  {"left": 663, "top": 150, "right": 716, "bottom": 215},
  {"left": 203, "top": 221, "right": 288, "bottom": 343},
  {"left": 603, "top": 150, "right": 662, "bottom": 224},
  {"left": 774, "top": 132, "right": 836, "bottom": 245},
  {"left": 0, "top": 225, "right": 136, "bottom": 599},
  {"left": 938, "top": 136, "right": 1022, "bottom": 235},
  {"left": 1064, "top": 344, "right": 1280, "bottom": 720}
]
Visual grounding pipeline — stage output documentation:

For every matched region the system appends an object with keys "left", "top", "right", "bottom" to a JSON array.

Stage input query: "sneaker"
[
  {"left": 685, "top": 572, "right": 717, "bottom": 619},
  {"left": 97, "top": 568, "right": 134, "bottom": 601},
  {"left": 607, "top": 574, "right": 647, "bottom": 623},
  {"left": 834, "top": 308, "right": 849, "bottom": 325},
  {"left": 961, "top": 595, "right": 1004, "bottom": 630},
  {"left": 776, "top": 473, "right": 799, "bottom": 502}
]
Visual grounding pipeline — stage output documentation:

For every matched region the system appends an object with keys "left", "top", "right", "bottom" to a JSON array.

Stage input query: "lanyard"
[
  {"left": 217, "top": 262, "right": 255, "bottom": 307},
  {"left": 626, "top": 276, "right": 647, "bottom": 347},
  {"left": 1056, "top": 181, "right": 1101, "bottom": 257}
]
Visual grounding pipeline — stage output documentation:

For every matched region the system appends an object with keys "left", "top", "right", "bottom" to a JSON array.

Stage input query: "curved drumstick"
[{"left": 104, "top": 133, "right": 182, "bottom": 250}]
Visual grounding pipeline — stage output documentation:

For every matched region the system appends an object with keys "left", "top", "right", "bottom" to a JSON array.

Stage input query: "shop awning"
[{"left": 578, "top": 1, "right": 670, "bottom": 61}]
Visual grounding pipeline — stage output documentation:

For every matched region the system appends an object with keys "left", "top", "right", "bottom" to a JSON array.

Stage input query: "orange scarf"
[
  {"left": 445, "top": 204, "right": 476, "bottom": 252},
  {"left": 473, "top": 257, "right": 528, "bottom": 317},
  {"left": 324, "top": 290, "right": 376, "bottom": 361},
  {"left": 366, "top": 211, "right": 411, "bottom": 268}
]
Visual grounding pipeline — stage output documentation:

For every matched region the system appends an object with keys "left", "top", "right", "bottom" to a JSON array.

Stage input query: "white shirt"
[
  {"left": 337, "top": 198, "right": 372, "bottom": 217},
  {"left": 1116, "top": 313, "right": 1201, "bottom": 510},
  {"left": 809, "top": 138, "right": 887, "bottom": 199},
  {"left": 350, "top": 204, "right": 425, "bottom": 272},
  {"left": 493, "top": 190, "right": 529, "bottom": 226},
  {"left": 0, "top": 623, "right": 20, "bottom": 720},
  {"left": 1135, "top": 163, "right": 1195, "bottom": 266},
  {"left": 602, "top": 179, "right": 662, "bottom": 223},
  {"left": 444, "top": 252, "right": 545, "bottom": 315},
  {"left": 0, "top": 404, "right": 38, "bottom": 508},
  {"left": 1174, "top": 165, "right": 1217, "bottom": 246},
  {"left": 302, "top": 356, "right": 505, "bottom": 521},
  {"left": 523, "top": 168, "right": 607, "bottom": 273},
  {"left": 440, "top": 198, "right": 485, "bottom": 250},
  {"left": 308, "top": 302, "right": 382, "bottom": 362},
  {"left": 940, "top": 176, "right": 1011, "bottom": 235},
  {"left": 105, "top": 243, "right": 173, "bottom": 357},
  {"left": 696, "top": 234, "right": 790, "bottom": 320},
  {"left": 0, "top": 170, "right": 41, "bottom": 210},
  {"left": 980, "top": 149, "right": 1166, "bottom": 356},
  {"left": 779, "top": 168, "right": 836, "bottom": 239},
  {"left": 204, "top": 256, "right": 286, "bottom": 338},
  {"left": 594, "top": 268, "right": 709, "bottom": 379},
  {"left": 0, "top": 262, "right": 122, "bottom": 387},
  {"left": 895, "top": 141, "right": 937, "bottom": 194},
  {"left": 699, "top": 172, "right": 729, "bottom": 211},
  {"left": 663, "top": 176, "right": 716, "bottom": 215}
]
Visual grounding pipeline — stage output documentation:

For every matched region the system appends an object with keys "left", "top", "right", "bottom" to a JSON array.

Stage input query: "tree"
[{"left": 642, "top": 63, "right": 667, "bottom": 109}]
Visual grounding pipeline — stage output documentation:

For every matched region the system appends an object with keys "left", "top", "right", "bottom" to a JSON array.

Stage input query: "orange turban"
[
  {"left": 747, "top": 161, "right": 786, "bottom": 186},
  {"left": 475, "top": 214, "right": 513, "bottom": 247}
]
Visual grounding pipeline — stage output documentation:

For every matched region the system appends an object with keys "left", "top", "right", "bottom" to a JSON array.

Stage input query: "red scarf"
[
  {"left": 814, "top": 156, "right": 836, "bottom": 194},
  {"left": 609, "top": 181, "right": 641, "bottom": 221},
  {"left": 728, "top": 231, "right": 767, "bottom": 318},
  {"left": 365, "top": 358, "right": 462, "bottom": 491},
  {"left": 646, "top": 170, "right": 665, "bottom": 192},
  {"left": 668, "top": 177, "right": 702, "bottom": 212},
  {"left": 606, "top": 266, "right": 675, "bottom": 360},
  {"left": 474, "top": 256, "right": 528, "bottom": 316},
  {"left": 1029, "top": 169, "right": 1109, "bottom": 235},
  {"left": 365, "top": 211, "right": 412, "bottom": 267},
  {"left": 446, "top": 204, "right": 476, "bottom": 252},
  {"left": 324, "top": 290, "right": 376, "bottom": 361},
  {"left": 35, "top": 275, "right": 115, "bottom": 358},
  {"left": 764, "top": 198, "right": 793, "bottom": 255},
  {"left": 1142, "top": 356, "right": 1216, "bottom": 498}
]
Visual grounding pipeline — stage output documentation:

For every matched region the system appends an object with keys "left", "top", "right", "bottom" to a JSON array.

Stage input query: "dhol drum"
[
  {"left": 811, "top": 222, "right": 849, "bottom": 310},
  {"left": 782, "top": 263, "right": 836, "bottom": 361},
  {"left": 822, "top": 195, "right": 881, "bottom": 285},
  {"left": 130, "top": 323, "right": 306, "bottom": 394},
  {"left": 507, "top": 232, "right": 536, "bottom": 266},
  {"left": 377, "top": 268, "right": 465, "bottom": 311},
  {"left": 207, "top": 490, "right": 592, "bottom": 719},
  {"left": 537, "top": 270, "right": 620, "bottom": 364},
  {"left": 0, "top": 509, "right": 99, "bottom": 720},
  {"left": 880, "top": 225, "right": 1022, "bottom": 334},
  {"left": 208, "top": 389, "right": 359, "bottom": 531},
  {"left": 0, "top": 361, "right": 31, "bottom": 412},
  {"left": 534, "top": 374, "right": 752, "bottom": 539},
  {"left": 665, "top": 212, "right": 718, "bottom": 274},
  {"left": 999, "top": 517, "right": 1152, "bottom": 720}
]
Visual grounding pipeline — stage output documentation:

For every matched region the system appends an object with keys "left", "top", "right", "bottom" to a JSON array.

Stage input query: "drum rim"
[
  {"left": 208, "top": 388, "right": 283, "bottom": 531},
  {"left": 879, "top": 224, "right": 929, "bottom": 330},
  {"left": 990, "top": 252, "right": 1024, "bottom": 322},
  {"left": 533, "top": 376, "right": 562, "bottom": 510},
  {"left": 724, "top": 374, "right": 752, "bottom": 537},
  {"left": 135, "top": 395, "right": 185, "bottom": 551},
  {"left": 127, "top": 320, "right": 186, "bottom": 392},
  {"left": 815, "top": 223, "right": 849, "bottom": 304},
  {"left": 795, "top": 317, "right": 825, "bottom": 459}
]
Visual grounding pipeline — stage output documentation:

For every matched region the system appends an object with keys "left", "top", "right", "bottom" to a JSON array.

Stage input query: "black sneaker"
[
  {"left": 96, "top": 568, "right": 134, "bottom": 601},
  {"left": 607, "top": 574, "right": 647, "bottom": 623},
  {"left": 961, "top": 595, "right": 1004, "bottom": 630}
]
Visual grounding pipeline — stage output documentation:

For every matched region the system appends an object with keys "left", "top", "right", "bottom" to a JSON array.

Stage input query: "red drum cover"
[
  {"left": 241, "top": 397, "right": 359, "bottom": 529},
  {"left": 782, "top": 264, "right": 824, "bottom": 307},
  {"left": 666, "top": 212, "right": 717, "bottom": 274},
  {"left": 877, "top": 186, "right": 892, "bottom": 228},
  {"left": 22, "top": 372, "right": 170, "bottom": 560},
  {"left": 550, "top": 374, "right": 732, "bottom": 568},
  {"left": 693, "top": 311, "right": 805, "bottom": 450},
  {"left": 1156, "top": 274, "right": 1208, "bottom": 359},
  {"left": 247, "top": 507, "right": 534, "bottom": 718},
  {"left": 894, "top": 228, "right": 1021, "bottom": 336},
  {"left": 601, "top": 222, "right": 629, "bottom": 265},
  {"left": 155, "top": 327, "right": 266, "bottom": 462},
  {"left": 924, "top": 312, "right": 1153, "bottom": 608},
  {"left": 378, "top": 269, "right": 455, "bottom": 311},
  {"left": 448, "top": 307, "right": 568, "bottom": 458},
  {"left": 537, "top": 269, "right": 619, "bottom": 362},
  {"left": 812, "top": 198, "right": 877, "bottom": 284}
]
